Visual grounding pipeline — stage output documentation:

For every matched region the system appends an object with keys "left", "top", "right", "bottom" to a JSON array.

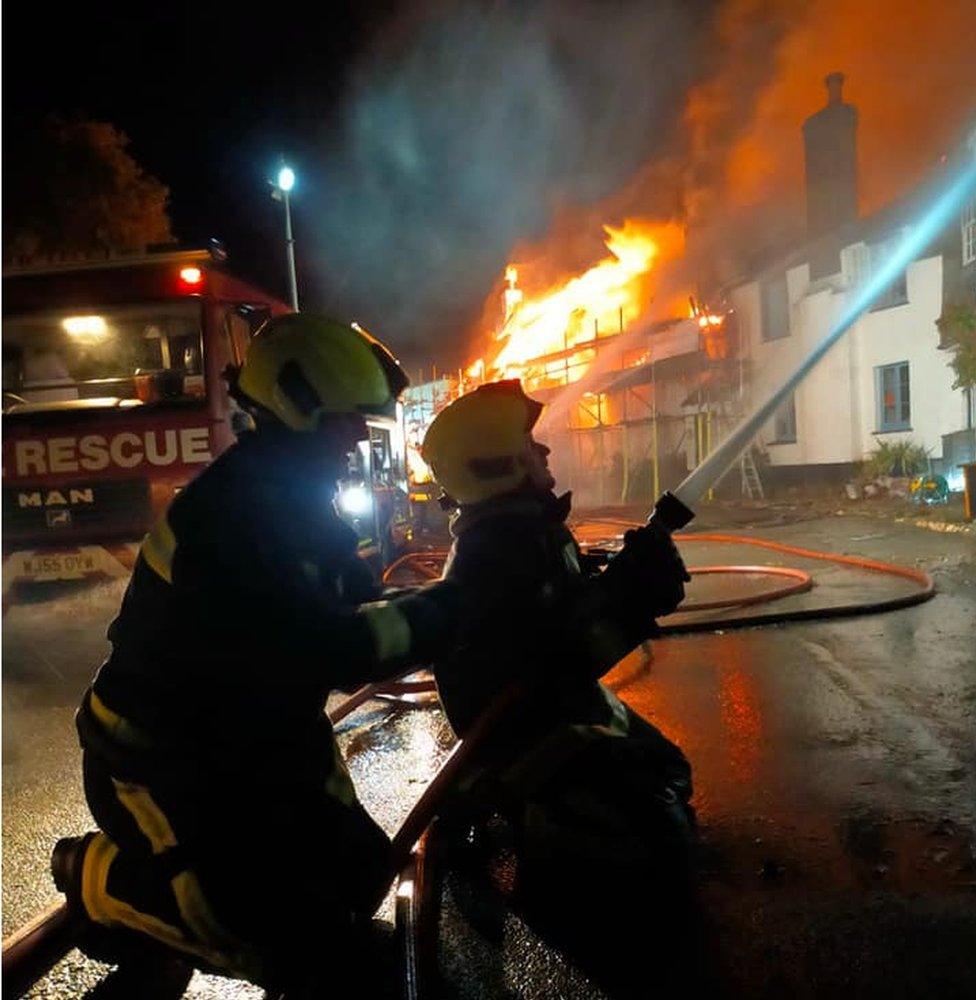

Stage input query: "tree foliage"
[
  {"left": 936, "top": 301, "right": 976, "bottom": 390},
  {"left": 3, "top": 116, "right": 173, "bottom": 265}
]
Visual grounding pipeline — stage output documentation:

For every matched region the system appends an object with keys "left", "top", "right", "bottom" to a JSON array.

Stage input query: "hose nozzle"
[{"left": 647, "top": 491, "right": 695, "bottom": 534}]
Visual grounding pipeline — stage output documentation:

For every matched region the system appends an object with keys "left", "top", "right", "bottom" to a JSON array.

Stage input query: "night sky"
[{"left": 4, "top": 1, "right": 400, "bottom": 310}]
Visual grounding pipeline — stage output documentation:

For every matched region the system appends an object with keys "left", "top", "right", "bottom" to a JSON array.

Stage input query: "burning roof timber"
[{"left": 518, "top": 317, "right": 709, "bottom": 403}]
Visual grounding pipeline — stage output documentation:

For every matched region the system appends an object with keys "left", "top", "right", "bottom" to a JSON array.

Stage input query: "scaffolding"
[
  {"left": 403, "top": 312, "right": 748, "bottom": 507},
  {"left": 517, "top": 318, "right": 742, "bottom": 508}
]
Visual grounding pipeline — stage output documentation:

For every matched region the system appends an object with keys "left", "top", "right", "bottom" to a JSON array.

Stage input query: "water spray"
[{"left": 650, "top": 157, "right": 976, "bottom": 534}]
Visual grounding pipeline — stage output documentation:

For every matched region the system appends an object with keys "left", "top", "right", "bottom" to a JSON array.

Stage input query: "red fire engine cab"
[{"left": 2, "top": 247, "right": 290, "bottom": 584}]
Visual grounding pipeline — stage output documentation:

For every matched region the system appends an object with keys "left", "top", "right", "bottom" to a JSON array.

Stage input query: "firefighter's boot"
[{"left": 51, "top": 834, "right": 194, "bottom": 998}]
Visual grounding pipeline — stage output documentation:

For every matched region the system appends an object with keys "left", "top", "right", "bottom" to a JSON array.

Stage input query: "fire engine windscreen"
[{"left": 3, "top": 303, "right": 205, "bottom": 411}]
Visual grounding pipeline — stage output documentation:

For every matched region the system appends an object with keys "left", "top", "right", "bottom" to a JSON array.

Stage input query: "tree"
[
  {"left": 936, "top": 302, "right": 976, "bottom": 391},
  {"left": 3, "top": 116, "right": 173, "bottom": 265}
]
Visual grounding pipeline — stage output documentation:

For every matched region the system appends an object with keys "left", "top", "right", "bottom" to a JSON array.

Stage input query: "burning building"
[
  {"left": 405, "top": 72, "right": 976, "bottom": 508},
  {"left": 405, "top": 220, "right": 750, "bottom": 509}
]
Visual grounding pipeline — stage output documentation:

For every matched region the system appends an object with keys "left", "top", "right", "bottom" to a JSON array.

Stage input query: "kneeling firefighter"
[
  {"left": 54, "top": 316, "right": 459, "bottom": 993},
  {"left": 421, "top": 381, "right": 698, "bottom": 996}
]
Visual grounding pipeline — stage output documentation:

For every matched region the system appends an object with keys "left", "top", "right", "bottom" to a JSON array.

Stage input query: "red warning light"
[{"left": 178, "top": 266, "right": 204, "bottom": 291}]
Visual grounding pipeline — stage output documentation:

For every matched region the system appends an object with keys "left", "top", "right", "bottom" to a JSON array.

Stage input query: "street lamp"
[{"left": 271, "top": 161, "right": 299, "bottom": 311}]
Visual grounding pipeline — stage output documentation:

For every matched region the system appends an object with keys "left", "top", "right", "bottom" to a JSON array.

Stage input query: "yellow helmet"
[
  {"left": 421, "top": 380, "right": 544, "bottom": 504},
  {"left": 236, "top": 314, "right": 408, "bottom": 431}
]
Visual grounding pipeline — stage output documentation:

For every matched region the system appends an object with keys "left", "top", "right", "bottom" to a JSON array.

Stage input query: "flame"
[
  {"left": 406, "top": 443, "right": 432, "bottom": 484},
  {"left": 481, "top": 219, "right": 684, "bottom": 380}
]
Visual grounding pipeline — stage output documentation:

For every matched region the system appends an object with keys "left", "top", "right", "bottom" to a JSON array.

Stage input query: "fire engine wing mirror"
[{"left": 234, "top": 304, "right": 272, "bottom": 328}]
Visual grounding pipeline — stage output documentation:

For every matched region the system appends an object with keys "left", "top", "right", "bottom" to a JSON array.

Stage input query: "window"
[
  {"left": 771, "top": 395, "right": 797, "bottom": 443},
  {"left": 868, "top": 234, "right": 909, "bottom": 310},
  {"left": 841, "top": 242, "right": 870, "bottom": 288},
  {"left": 760, "top": 275, "right": 790, "bottom": 341},
  {"left": 876, "top": 362, "right": 911, "bottom": 432},
  {"left": 224, "top": 304, "right": 271, "bottom": 365},
  {"left": 963, "top": 197, "right": 976, "bottom": 266},
  {"left": 3, "top": 302, "right": 203, "bottom": 410}
]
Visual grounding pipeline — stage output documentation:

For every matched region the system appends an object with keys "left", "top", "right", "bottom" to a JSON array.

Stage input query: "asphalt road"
[{"left": 3, "top": 513, "right": 975, "bottom": 998}]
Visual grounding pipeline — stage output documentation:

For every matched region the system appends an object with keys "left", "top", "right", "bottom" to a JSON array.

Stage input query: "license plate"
[{"left": 16, "top": 552, "right": 99, "bottom": 581}]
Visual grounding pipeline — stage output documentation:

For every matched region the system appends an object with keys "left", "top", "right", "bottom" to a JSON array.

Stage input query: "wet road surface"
[{"left": 3, "top": 514, "right": 974, "bottom": 997}]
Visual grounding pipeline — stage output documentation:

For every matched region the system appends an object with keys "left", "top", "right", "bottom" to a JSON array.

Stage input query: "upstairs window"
[
  {"left": 875, "top": 361, "right": 911, "bottom": 432},
  {"left": 761, "top": 275, "right": 790, "bottom": 341},
  {"left": 770, "top": 394, "right": 797, "bottom": 443},
  {"left": 868, "top": 234, "right": 909, "bottom": 310},
  {"left": 963, "top": 197, "right": 976, "bottom": 266}
]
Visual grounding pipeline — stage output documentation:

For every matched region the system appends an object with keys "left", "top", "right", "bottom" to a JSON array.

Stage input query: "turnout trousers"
[{"left": 80, "top": 749, "right": 394, "bottom": 986}]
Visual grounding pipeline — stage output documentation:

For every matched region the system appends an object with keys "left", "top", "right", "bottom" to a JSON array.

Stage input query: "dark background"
[{"left": 4, "top": 1, "right": 399, "bottom": 308}]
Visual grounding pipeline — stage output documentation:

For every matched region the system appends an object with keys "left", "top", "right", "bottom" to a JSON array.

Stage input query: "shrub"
[
  {"left": 936, "top": 302, "right": 976, "bottom": 391},
  {"left": 863, "top": 440, "right": 929, "bottom": 479}
]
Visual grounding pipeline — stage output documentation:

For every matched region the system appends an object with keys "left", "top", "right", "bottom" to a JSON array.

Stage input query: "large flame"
[{"left": 478, "top": 219, "right": 684, "bottom": 381}]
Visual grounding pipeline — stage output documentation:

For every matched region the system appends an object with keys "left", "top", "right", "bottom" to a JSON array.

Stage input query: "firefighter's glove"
[{"left": 602, "top": 524, "right": 690, "bottom": 621}]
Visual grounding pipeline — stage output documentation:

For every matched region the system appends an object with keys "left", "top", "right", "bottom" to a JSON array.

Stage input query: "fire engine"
[
  {"left": 337, "top": 410, "right": 412, "bottom": 567},
  {"left": 2, "top": 248, "right": 415, "bottom": 586},
  {"left": 2, "top": 247, "right": 292, "bottom": 584}
]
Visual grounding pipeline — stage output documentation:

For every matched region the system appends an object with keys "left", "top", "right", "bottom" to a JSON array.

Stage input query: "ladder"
[{"left": 740, "top": 448, "right": 764, "bottom": 500}]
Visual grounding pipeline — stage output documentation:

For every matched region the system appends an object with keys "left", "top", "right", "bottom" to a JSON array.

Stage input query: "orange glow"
[
  {"left": 685, "top": 0, "right": 976, "bottom": 226},
  {"left": 179, "top": 266, "right": 203, "bottom": 286},
  {"left": 406, "top": 444, "right": 432, "bottom": 484},
  {"left": 489, "top": 2, "right": 976, "bottom": 322},
  {"left": 475, "top": 219, "right": 686, "bottom": 386},
  {"left": 718, "top": 636, "right": 765, "bottom": 785}
]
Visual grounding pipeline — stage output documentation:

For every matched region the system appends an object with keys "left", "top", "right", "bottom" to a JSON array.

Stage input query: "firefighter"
[
  {"left": 52, "top": 315, "right": 459, "bottom": 995},
  {"left": 421, "top": 380, "right": 698, "bottom": 996}
]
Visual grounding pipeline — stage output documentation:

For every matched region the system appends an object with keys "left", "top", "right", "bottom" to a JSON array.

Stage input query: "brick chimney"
[{"left": 803, "top": 72, "right": 859, "bottom": 238}]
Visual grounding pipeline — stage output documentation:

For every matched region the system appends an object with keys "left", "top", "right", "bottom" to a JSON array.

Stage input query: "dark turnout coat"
[{"left": 433, "top": 489, "right": 693, "bottom": 865}]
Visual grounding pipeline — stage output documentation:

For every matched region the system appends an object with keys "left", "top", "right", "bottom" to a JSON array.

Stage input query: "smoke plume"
[{"left": 306, "top": 0, "right": 711, "bottom": 364}]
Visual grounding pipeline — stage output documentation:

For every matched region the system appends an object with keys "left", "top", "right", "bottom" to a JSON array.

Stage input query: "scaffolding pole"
[
  {"left": 652, "top": 360, "right": 660, "bottom": 502},
  {"left": 706, "top": 406, "right": 714, "bottom": 502}
]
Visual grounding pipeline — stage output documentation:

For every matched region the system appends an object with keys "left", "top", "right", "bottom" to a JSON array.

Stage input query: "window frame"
[
  {"left": 875, "top": 361, "right": 911, "bottom": 433},
  {"left": 760, "top": 274, "right": 791, "bottom": 342},
  {"left": 2, "top": 300, "right": 205, "bottom": 408},
  {"left": 769, "top": 394, "right": 797, "bottom": 444},
  {"left": 962, "top": 196, "right": 976, "bottom": 266}
]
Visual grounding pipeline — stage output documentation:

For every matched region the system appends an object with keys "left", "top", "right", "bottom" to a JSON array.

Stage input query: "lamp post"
[{"left": 271, "top": 163, "right": 299, "bottom": 311}]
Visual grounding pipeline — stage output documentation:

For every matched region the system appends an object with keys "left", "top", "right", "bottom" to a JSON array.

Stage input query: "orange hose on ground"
[
  {"left": 678, "top": 565, "right": 812, "bottom": 611},
  {"left": 380, "top": 529, "right": 935, "bottom": 629},
  {"left": 575, "top": 521, "right": 935, "bottom": 632}
]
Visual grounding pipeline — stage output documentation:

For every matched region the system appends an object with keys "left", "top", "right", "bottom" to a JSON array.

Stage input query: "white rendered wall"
[{"left": 731, "top": 252, "right": 964, "bottom": 467}]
